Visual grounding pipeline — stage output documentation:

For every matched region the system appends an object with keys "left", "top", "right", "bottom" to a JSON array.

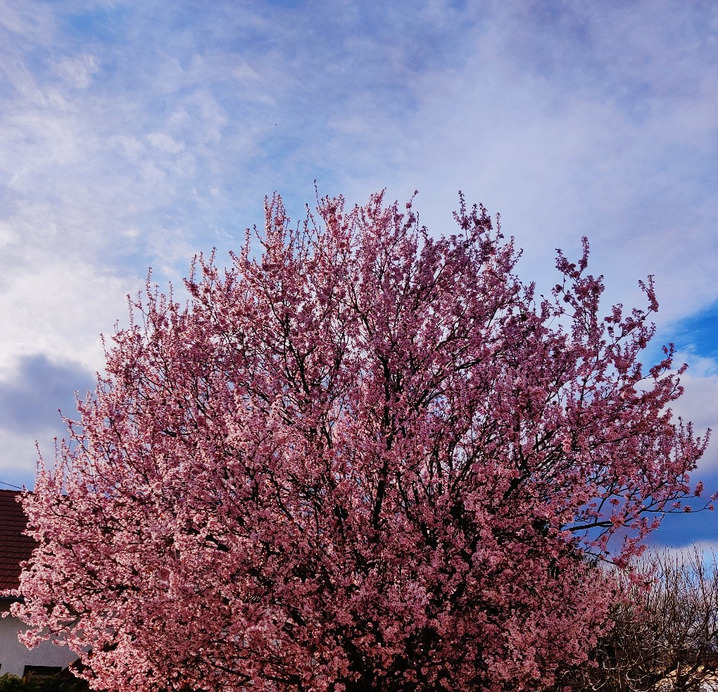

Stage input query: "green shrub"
[{"left": 0, "top": 673, "right": 88, "bottom": 692}]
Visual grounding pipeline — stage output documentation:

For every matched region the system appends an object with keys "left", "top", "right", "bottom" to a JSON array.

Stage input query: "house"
[{"left": 0, "top": 489, "right": 78, "bottom": 678}]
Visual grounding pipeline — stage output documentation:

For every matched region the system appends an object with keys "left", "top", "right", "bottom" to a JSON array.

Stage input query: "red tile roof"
[{"left": 0, "top": 490, "right": 35, "bottom": 592}]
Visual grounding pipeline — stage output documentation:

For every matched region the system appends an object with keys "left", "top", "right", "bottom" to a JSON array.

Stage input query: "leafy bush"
[{"left": 0, "top": 673, "right": 88, "bottom": 692}]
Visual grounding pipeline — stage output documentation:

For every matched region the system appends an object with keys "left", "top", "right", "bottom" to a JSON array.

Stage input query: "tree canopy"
[{"left": 16, "top": 192, "right": 709, "bottom": 691}]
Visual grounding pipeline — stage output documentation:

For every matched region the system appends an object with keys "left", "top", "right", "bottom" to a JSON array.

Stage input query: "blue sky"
[{"left": 1, "top": 0, "right": 717, "bottom": 547}]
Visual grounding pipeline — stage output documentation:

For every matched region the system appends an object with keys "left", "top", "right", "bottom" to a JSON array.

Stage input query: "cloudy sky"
[{"left": 1, "top": 0, "right": 717, "bottom": 546}]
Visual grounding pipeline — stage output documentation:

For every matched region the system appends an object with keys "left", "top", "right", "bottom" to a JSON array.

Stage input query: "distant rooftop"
[{"left": 0, "top": 490, "right": 34, "bottom": 592}]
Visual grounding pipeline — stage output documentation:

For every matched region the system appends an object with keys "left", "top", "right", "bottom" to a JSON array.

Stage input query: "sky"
[{"left": 0, "top": 0, "right": 717, "bottom": 547}]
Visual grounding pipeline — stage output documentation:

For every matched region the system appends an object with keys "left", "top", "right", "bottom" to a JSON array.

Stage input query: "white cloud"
[
  {"left": 671, "top": 358, "right": 718, "bottom": 470},
  {"left": 0, "top": 255, "right": 136, "bottom": 373},
  {"left": 0, "top": 427, "right": 46, "bottom": 486},
  {"left": 146, "top": 131, "right": 184, "bottom": 154},
  {"left": 54, "top": 53, "right": 99, "bottom": 89}
]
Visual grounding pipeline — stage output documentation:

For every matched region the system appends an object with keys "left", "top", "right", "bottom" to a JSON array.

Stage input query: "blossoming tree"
[{"left": 16, "top": 193, "right": 709, "bottom": 691}]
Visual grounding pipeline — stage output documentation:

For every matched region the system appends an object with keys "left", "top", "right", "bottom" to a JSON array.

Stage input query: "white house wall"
[{"left": 0, "top": 604, "right": 77, "bottom": 678}]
